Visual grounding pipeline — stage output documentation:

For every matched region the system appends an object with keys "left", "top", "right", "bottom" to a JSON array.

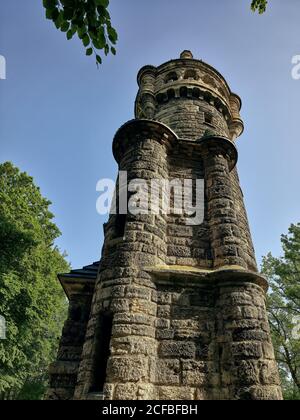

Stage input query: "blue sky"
[{"left": 0, "top": 0, "right": 300, "bottom": 270}]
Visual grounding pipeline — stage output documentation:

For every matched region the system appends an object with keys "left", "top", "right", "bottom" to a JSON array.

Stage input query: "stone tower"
[{"left": 47, "top": 51, "right": 282, "bottom": 400}]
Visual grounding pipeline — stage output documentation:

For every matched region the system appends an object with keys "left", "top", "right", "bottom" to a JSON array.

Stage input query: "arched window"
[
  {"left": 165, "top": 71, "right": 178, "bottom": 83},
  {"left": 167, "top": 89, "right": 175, "bottom": 100},
  {"left": 192, "top": 87, "right": 200, "bottom": 99},
  {"left": 180, "top": 86, "right": 188, "bottom": 97}
]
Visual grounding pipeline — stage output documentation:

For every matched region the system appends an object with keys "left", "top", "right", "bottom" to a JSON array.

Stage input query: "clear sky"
[{"left": 0, "top": 0, "right": 300, "bottom": 270}]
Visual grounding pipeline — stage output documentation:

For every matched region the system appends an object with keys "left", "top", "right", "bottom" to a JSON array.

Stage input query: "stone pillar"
[
  {"left": 136, "top": 66, "right": 157, "bottom": 119},
  {"left": 74, "top": 120, "right": 176, "bottom": 400},
  {"left": 213, "top": 272, "right": 283, "bottom": 400},
  {"left": 229, "top": 94, "right": 244, "bottom": 141},
  {"left": 201, "top": 136, "right": 247, "bottom": 270}
]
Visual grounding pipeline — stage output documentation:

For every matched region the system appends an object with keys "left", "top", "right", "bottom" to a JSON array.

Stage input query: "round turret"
[{"left": 135, "top": 51, "right": 244, "bottom": 141}]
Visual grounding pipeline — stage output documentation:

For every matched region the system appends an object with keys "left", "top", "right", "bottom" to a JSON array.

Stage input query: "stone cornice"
[
  {"left": 145, "top": 265, "right": 268, "bottom": 293},
  {"left": 113, "top": 119, "right": 179, "bottom": 163}
]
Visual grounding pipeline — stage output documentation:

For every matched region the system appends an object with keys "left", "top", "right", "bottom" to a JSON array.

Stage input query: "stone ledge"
[{"left": 145, "top": 265, "right": 268, "bottom": 292}]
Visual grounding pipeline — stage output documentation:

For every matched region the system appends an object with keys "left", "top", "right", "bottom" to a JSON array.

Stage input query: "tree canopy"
[
  {"left": 0, "top": 162, "right": 69, "bottom": 400},
  {"left": 42, "top": 0, "right": 117, "bottom": 65},
  {"left": 262, "top": 223, "right": 300, "bottom": 400}
]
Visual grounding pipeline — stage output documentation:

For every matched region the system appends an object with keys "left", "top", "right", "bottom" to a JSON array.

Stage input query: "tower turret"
[
  {"left": 47, "top": 52, "right": 282, "bottom": 401},
  {"left": 135, "top": 51, "right": 244, "bottom": 141}
]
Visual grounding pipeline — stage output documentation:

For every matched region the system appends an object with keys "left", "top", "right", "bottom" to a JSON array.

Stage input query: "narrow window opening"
[
  {"left": 180, "top": 86, "right": 188, "bottom": 97},
  {"left": 115, "top": 214, "right": 127, "bottom": 238},
  {"left": 165, "top": 71, "right": 178, "bottom": 83},
  {"left": 156, "top": 93, "right": 164, "bottom": 104},
  {"left": 204, "top": 112, "right": 213, "bottom": 125},
  {"left": 192, "top": 87, "right": 200, "bottom": 99},
  {"left": 89, "top": 311, "right": 113, "bottom": 394},
  {"left": 167, "top": 89, "right": 175, "bottom": 100},
  {"left": 70, "top": 306, "right": 81, "bottom": 322}
]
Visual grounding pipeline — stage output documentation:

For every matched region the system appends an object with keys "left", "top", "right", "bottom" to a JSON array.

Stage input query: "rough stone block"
[
  {"left": 234, "top": 360, "right": 260, "bottom": 385},
  {"left": 182, "top": 361, "right": 208, "bottom": 386},
  {"left": 150, "top": 359, "right": 181, "bottom": 385},
  {"left": 107, "top": 356, "right": 149, "bottom": 383},
  {"left": 159, "top": 341, "right": 196, "bottom": 359},
  {"left": 158, "top": 386, "right": 195, "bottom": 401},
  {"left": 231, "top": 342, "right": 263, "bottom": 359},
  {"left": 114, "top": 383, "right": 138, "bottom": 400}
]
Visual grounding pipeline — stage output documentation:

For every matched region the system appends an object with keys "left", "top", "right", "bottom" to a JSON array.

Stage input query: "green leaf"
[
  {"left": 45, "top": 9, "right": 53, "bottom": 20},
  {"left": 63, "top": 8, "right": 74, "bottom": 20},
  {"left": 77, "top": 26, "right": 87, "bottom": 39},
  {"left": 86, "top": 48, "right": 93, "bottom": 56},
  {"left": 111, "top": 46, "right": 116, "bottom": 55},
  {"left": 43, "top": 0, "right": 57, "bottom": 8},
  {"left": 66, "top": 30, "right": 73, "bottom": 40},
  {"left": 82, "top": 34, "right": 90, "bottom": 47},
  {"left": 96, "top": 54, "right": 102, "bottom": 64},
  {"left": 67, "top": 26, "right": 77, "bottom": 40},
  {"left": 51, "top": 9, "right": 59, "bottom": 21},
  {"left": 60, "top": 21, "right": 70, "bottom": 32},
  {"left": 93, "top": 39, "right": 105, "bottom": 50},
  {"left": 107, "top": 26, "right": 118, "bottom": 44},
  {"left": 94, "top": 27, "right": 106, "bottom": 49},
  {"left": 54, "top": 11, "right": 64, "bottom": 29},
  {"left": 95, "top": 0, "right": 110, "bottom": 7}
]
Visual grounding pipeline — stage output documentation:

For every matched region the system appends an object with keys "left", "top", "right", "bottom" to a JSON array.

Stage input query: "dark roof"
[
  {"left": 60, "top": 261, "right": 100, "bottom": 280},
  {"left": 58, "top": 261, "right": 100, "bottom": 299}
]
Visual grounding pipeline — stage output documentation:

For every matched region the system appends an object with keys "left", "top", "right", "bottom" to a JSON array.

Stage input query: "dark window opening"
[
  {"left": 156, "top": 93, "right": 164, "bottom": 104},
  {"left": 70, "top": 306, "right": 81, "bottom": 322},
  {"left": 89, "top": 311, "right": 113, "bottom": 394},
  {"left": 167, "top": 89, "right": 175, "bottom": 100},
  {"left": 204, "top": 112, "right": 213, "bottom": 125},
  {"left": 115, "top": 214, "right": 127, "bottom": 238},
  {"left": 180, "top": 86, "right": 188, "bottom": 97},
  {"left": 192, "top": 87, "right": 200, "bottom": 99},
  {"left": 165, "top": 71, "right": 178, "bottom": 83}
]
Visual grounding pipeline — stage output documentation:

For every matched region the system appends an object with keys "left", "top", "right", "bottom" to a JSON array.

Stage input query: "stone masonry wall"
[
  {"left": 155, "top": 97, "right": 229, "bottom": 140},
  {"left": 167, "top": 145, "right": 212, "bottom": 268}
]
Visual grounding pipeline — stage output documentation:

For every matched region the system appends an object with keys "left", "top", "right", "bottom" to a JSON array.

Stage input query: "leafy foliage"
[
  {"left": 262, "top": 224, "right": 300, "bottom": 400},
  {"left": 251, "top": 0, "right": 268, "bottom": 14},
  {"left": 42, "top": 0, "right": 118, "bottom": 66},
  {"left": 0, "top": 162, "right": 69, "bottom": 400}
]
